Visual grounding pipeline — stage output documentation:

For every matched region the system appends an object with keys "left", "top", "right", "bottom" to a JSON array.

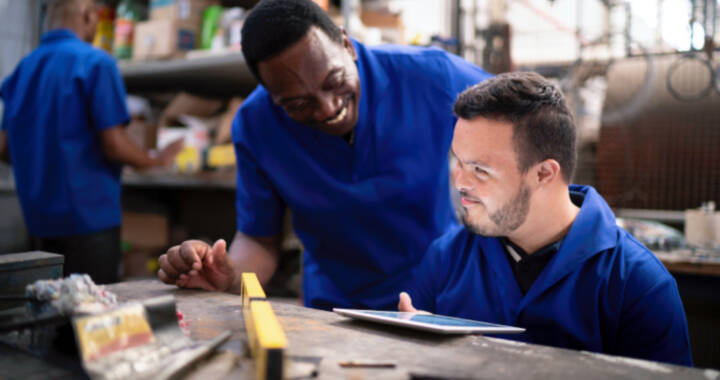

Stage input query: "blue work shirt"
[
  {"left": 232, "top": 40, "right": 491, "bottom": 310},
  {"left": 408, "top": 185, "right": 692, "bottom": 366},
  {"left": 0, "top": 29, "right": 129, "bottom": 237}
]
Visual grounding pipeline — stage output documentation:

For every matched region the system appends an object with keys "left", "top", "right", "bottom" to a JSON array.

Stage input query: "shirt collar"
[
  {"left": 500, "top": 190, "right": 583, "bottom": 263},
  {"left": 41, "top": 29, "right": 79, "bottom": 44},
  {"left": 351, "top": 39, "right": 389, "bottom": 129},
  {"left": 517, "top": 185, "right": 619, "bottom": 304},
  {"left": 502, "top": 237, "right": 563, "bottom": 263}
]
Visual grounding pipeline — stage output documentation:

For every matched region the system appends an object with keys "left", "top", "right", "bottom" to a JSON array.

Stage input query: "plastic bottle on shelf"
[
  {"left": 200, "top": 5, "right": 224, "bottom": 50},
  {"left": 113, "top": 0, "right": 142, "bottom": 59},
  {"left": 222, "top": 7, "right": 245, "bottom": 51},
  {"left": 92, "top": 3, "right": 116, "bottom": 53}
]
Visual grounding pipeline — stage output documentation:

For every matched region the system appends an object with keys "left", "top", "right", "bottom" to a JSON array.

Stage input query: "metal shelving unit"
[{"left": 118, "top": 52, "right": 257, "bottom": 96}]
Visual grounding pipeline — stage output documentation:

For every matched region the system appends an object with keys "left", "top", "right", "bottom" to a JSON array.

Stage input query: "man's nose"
[
  {"left": 453, "top": 166, "right": 473, "bottom": 192},
  {"left": 313, "top": 93, "right": 342, "bottom": 122}
]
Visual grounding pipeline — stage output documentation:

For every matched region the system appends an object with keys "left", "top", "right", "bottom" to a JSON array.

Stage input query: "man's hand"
[
  {"left": 157, "top": 239, "right": 235, "bottom": 292},
  {"left": 398, "top": 292, "right": 418, "bottom": 312},
  {"left": 156, "top": 138, "right": 184, "bottom": 167},
  {"left": 100, "top": 126, "right": 183, "bottom": 170}
]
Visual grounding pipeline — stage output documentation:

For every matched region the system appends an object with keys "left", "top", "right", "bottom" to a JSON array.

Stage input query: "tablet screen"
[
  {"left": 365, "top": 311, "right": 507, "bottom": 328},
  {"left": 333, "top": 308, "right": 525, "bottom": 334}
]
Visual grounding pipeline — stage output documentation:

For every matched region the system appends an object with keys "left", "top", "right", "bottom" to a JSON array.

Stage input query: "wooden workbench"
[
  {"left": 1, "top": 280, "right": 714, "bottom": 379},
  {"left": 102, "top": 280, "right": 711, "bottom": 379},
  {"left": 655, "top": 250, "right": 720, "bottom": 277}
]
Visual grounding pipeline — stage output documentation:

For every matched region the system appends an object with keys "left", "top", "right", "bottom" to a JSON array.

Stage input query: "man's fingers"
[
  {"left": 158, "top": 254, "right": 181, "bottom": 279},
  {"left": 207, "top": 239, "right": 228, "bottom": 269},
  {"left": 398, "top": 292, "right": 417, "bottom": 312},
  {"left": 158, "top": 268, "right": 174, "bottom": 284},
  {"left": 168, "top": 249, "right": 195, "bottom": 273},
  {"left": 179, "top": 240, "right": 208, "bottom": 271},
  {"left": 158, "top": 239, "right": 231, "bottom": 292}
]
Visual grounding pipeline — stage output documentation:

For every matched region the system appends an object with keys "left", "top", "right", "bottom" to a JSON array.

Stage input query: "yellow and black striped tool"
[{"left": 241, "top": 272, "right": 287, "bottom": 380}]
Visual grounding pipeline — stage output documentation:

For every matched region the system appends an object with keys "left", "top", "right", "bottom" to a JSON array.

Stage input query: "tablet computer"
[{"left": 333, "top": 308, "right": 525, "bottom": 335}]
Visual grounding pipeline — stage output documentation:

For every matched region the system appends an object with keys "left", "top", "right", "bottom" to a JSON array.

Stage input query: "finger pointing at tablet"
[{"left": 398, "top": 292, "right": 417, "bottom": 312}]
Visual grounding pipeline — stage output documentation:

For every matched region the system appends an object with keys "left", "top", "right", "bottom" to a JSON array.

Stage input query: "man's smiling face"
[{"left": 258, "top": 26, "right": 361, "bottom": 136}]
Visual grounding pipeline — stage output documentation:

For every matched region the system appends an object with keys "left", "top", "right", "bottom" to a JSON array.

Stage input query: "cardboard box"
[
  {"left": 361, "top": 8, "right": 405, "bottom": 44},
  {"left": 215, "top": 97, "right": 243, "bottom": 144},
  {"left": 157, "top": 127, "right": 208, "bottom": 173},
  {"left": 150, "top": 0, "right": 217, "bottom": 22},
  {"left": 133, "top": 19, "right": 197, "bottom": 60},
  {"left": 123, "top": 249, "right": 158, "bottom": 278},
  {"left": 159, "top": 92, "right": 224, "bottom": 127},
  {"left": 122, "top": 212, "right": 169, "bottom": 250}
]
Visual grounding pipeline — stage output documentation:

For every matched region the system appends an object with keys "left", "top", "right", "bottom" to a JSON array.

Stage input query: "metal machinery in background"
[
  {"left": 458, "top": 2, "right": 720, "bottom": 368},
  {"left": 450, "top": 0, "right": 512, "bottom": 74},
  {"left": 597, "top": 53, "right": 720, "bottom": 210},
  {"left": 595, "top": 0, "right": 719, "bottom": 211},
  {"left": 453, "top": 0, "right": 719, "bottom": 212}
]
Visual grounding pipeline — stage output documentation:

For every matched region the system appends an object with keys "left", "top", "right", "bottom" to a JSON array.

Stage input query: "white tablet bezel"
[{"left": 333, "top": 308, "right": 525, "bottom": 334}]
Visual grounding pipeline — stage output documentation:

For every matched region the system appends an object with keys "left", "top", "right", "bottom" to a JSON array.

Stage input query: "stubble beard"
[{"left": 462, "top": 184, "right": 531, "bottom": 237}]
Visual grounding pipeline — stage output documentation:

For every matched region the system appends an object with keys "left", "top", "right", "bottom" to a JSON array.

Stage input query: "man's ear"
[
  {"left": 341, "top": 29, "right": 357, "bottom": 61},
  {"left": 81, "top": 4, "right": 97, "bottom": 36},
  {"left": 534, "top": 159, "right": 561, "bottom": 186},
  {"left": 82, "top": 3, "right": 93, "bottom": 24}
]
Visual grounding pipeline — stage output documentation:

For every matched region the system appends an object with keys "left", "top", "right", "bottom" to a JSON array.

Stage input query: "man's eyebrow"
[
  {"left": 278, "top": 95, "right": 308, "bottom": 104},
  {"left": 451, "top": 149, "right": 490, "bottom": 168},
  {"left": 277, "top": 68, "right": 345, "bottom": 104},
  {"left": 325, "top": 67, "right": 344, "bottom": 78},
  {"left": 322, "top": 68, "right": 344, "bottom": 86}
]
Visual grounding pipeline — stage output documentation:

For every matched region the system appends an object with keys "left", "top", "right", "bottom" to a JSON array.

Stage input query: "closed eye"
[
  {"left": 324, "top": 70, "right": 346, "bottom": 91},
  {"left": 473, "top": 166, "right": 489, "bottom": 178},
  {"left": 284, "top": 99, "right": 309, "bottom": 113}
]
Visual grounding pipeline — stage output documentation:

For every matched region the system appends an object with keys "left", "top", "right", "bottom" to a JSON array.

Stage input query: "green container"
[
  {"left": 113, "top": 0, "right": 143, "bottom": 59},
  {"left": 201, "top": 5, "right": 224, "bottom": 50}
]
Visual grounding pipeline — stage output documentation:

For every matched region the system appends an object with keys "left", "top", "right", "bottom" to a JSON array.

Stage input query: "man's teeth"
[{"left": 327, "top": 105, "right": 347, "bottom": 125}]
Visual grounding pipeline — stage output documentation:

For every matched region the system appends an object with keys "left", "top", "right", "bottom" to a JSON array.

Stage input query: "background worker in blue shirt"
[
  {"left": 0, "top": 0, "right": 182, "bottom": 284},
  {"left": 397, "top": 72, "right": 693, "bottom": 366},
  {"left": 157, "top": 0, "right": 491, "bottom": 310}
]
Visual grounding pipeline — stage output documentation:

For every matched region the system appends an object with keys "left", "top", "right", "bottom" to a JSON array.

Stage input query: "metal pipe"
[
  {"left": 690, "top": 0, "right": 697, "bottom": 51},
  {"left": 625, "top": 2, "right": 632, "bottom": 57}
]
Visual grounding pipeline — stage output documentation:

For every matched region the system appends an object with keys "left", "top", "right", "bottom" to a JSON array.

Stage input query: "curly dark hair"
[{"left": 241, "top": 0, "right": 343, "bottom": 82}]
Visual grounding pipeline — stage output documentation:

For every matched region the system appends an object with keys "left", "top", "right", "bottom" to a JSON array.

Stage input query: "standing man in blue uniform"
[
  {"left": 398, "top": 72, "right": 692, "bottom": 366},
  {"left": 0, "top": 0, "right": 182, "bottom": 283},
  {"left": 157, "top": 0, "right": 491, "bottom": 310}
]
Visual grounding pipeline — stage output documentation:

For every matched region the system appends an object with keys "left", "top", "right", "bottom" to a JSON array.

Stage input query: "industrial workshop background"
[{"left": 1, "top": 0, "right": 719, "bottom": 368}]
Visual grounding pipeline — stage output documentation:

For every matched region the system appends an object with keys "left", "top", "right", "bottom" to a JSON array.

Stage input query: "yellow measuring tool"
[{"left": 241, "top": 273, "right": 287, "bottom": 380}]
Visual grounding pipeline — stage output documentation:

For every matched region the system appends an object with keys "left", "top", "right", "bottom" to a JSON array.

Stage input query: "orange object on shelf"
[
  {"left": 93, "top": 4, "right": 116, "bottom": 53},
  {"left": 312, "top": 0, "right": 328, "bottom": 11}
]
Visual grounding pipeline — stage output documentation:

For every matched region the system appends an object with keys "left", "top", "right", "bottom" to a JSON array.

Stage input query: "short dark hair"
[
  {"left": 453, "top": 72, "right": 576, "bottom": 183},
  {"left": 241, "top": 0, "right": 343, "bottom": 82}
]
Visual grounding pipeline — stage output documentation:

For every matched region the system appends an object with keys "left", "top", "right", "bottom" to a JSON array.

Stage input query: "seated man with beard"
[{"left": 398, "top": 72, "right": 692, "bottom": 366}]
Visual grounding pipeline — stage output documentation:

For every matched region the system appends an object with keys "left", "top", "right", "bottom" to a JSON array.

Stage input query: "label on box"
[
  {"left": 179, "top": 0, "right": 191, "bottom": 19},
  {"left": 151, "top": 0, "right": 175, "bottom": 8},
  {"left": 73, "top": 303, "right": 155, "bottom": 362},
  {"left": 178, "top": 29, "right": 195, "bottom": 49}
]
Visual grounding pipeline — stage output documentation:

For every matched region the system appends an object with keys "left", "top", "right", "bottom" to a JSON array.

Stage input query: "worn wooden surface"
[
  {"left": 662, "top": 261, "right": 720, "bottom": 277},
  {"left": 655, "top": 250, "right": 720, "bottom": 277},
  {"left": 102, "top": 280, "right": 715, "bottom": 379}
]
